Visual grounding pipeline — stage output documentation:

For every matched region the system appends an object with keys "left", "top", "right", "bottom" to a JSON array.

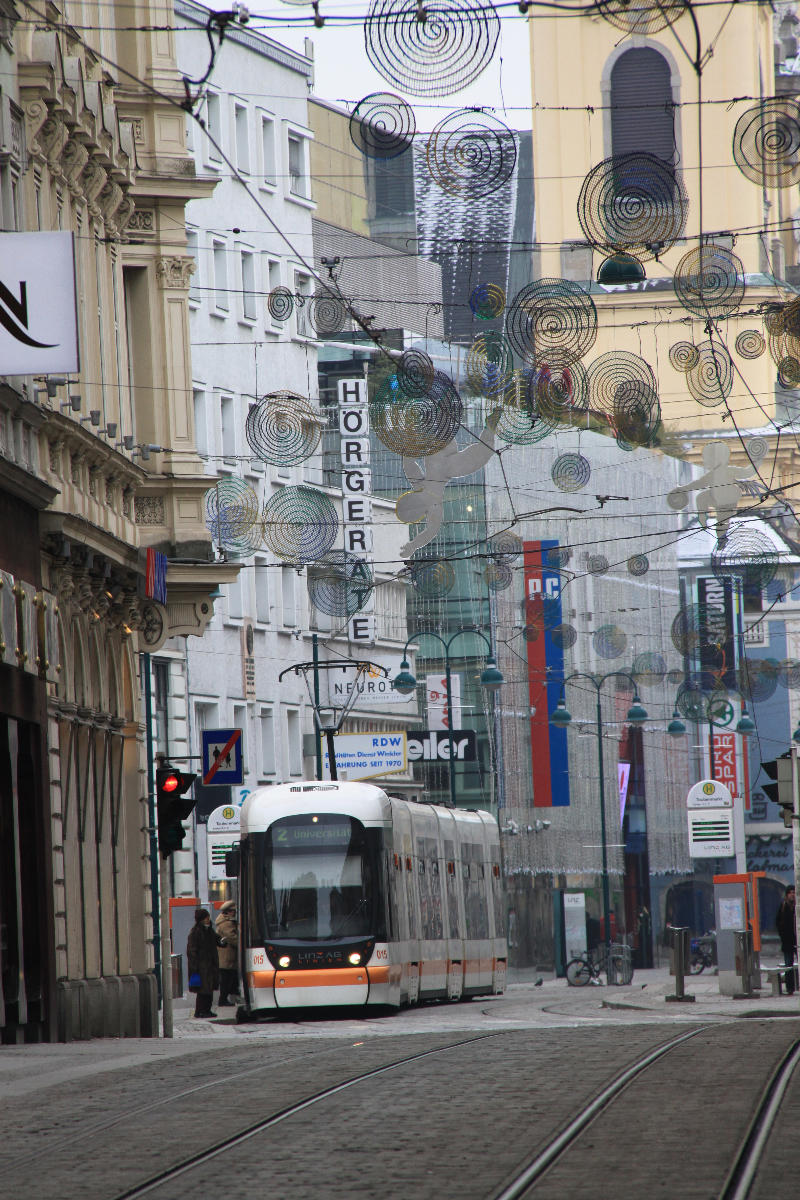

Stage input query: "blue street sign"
[{"left": 201, "top": 728, "right": 244, "bottom": 786}]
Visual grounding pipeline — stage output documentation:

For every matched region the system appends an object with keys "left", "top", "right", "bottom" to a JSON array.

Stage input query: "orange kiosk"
[{"left": 712, "top": 871, "right": 765, "bottom": 995}]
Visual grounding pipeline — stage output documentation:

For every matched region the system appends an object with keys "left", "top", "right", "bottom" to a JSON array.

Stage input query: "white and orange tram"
[{"left": 234, "top": 780, "right": 507, "bottom": 1015}]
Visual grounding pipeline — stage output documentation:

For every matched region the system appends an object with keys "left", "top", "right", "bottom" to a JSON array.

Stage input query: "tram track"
[
  {"left": 719, "top": 1038, "right": 800, "bottom": 1200},
  {"left": 110, "top": 1032, "right": 501, "bottom": 1199}
]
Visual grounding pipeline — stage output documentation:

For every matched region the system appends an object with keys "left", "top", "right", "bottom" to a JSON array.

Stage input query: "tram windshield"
[{"left": 264, "top": 814, "right": 374, "bottom": 940}]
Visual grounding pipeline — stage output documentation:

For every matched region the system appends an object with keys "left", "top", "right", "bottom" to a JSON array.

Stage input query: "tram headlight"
[
  {"left": 348, "top": 952, "right": 362, "bottom": 966},
  {"left": 278, "top": 955, "right": 291, "bottom": 968}
]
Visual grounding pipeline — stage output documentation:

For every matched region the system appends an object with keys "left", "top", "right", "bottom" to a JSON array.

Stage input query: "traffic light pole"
[
  {"left": 160, "top": 856, "right": 174, "bottom": 1038},
  {"left": 793, "top": 747, "right": 800, "bottom": 1004}
]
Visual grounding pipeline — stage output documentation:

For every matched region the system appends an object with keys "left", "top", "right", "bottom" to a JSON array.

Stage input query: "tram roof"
[{"left": 241, "top": 780, "right": 393, "bottom": 832}]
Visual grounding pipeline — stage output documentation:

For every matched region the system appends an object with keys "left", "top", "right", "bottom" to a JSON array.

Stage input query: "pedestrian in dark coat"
[
  {"left": 776, "top": 885, "right": 797, "bottom": 995},
  {"left": 187, "top": 907, "right": 222, "bottom": 1017},
  {"left": 216, "top": 900, "right": 240, "bottom": 1006}
]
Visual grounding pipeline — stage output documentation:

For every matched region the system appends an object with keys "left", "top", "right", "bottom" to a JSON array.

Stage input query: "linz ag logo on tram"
[{"left": 297, "top": 949, "right": 345, "bottom": 967}]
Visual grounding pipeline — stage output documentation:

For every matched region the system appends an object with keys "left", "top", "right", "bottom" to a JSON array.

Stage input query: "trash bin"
[
  {"left": 733, "top": 929, "right": 755, "bottom": 998},
  {"left": 666, "top": 926, "right": 694, "bottom": 1002},
  {"left": 171, "top": 954, "right": 183, "bottom": 999}
]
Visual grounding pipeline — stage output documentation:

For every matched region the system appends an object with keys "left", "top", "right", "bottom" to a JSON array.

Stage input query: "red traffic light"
[{"left": 161, "top": 773, "right": 179, "bottom": 793}]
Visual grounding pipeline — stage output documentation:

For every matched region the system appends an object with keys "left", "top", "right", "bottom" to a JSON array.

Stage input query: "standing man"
[
  {"left": 216, "top": 900, "right": 240, "bottom": 1006},
  {"left": 186, "top": 908, "right": 221, "bottom": 1019},
  {"left": 776, "top": 885, "right": 797, "bottom": 996}
]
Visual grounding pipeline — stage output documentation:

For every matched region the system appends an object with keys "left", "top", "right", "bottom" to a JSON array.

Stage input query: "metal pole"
[
  {"left": 142, "top": 653, "right": 161, "bottom": 1003},
  {"left": 792, "top": 745, "right": 800, "bottom": 1005},
  {"left": 312, "top": 633, "right": 322, "bottom": 781},
  {"left": 326, "top": 728, "right": 338, "bottom": 781},
  {"left": 445, "top": 651, "right": 457, "bottom": 809},
  {"left": 596, "top": 684, "right": 612, "bottom": 967},
  {"left": 159, "top": 855, "right": 173, "bottom": 1038}
]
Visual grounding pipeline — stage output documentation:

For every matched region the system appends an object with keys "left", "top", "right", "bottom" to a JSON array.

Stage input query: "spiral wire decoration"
[
  {"left": 778, "top": 356, "right": 800, "bottom": 388},
  {"left": 469, "top": 282, "right": 506, "bottom": 320},
  {"left": 747, "top": 435, "right": 769, "bottom": 464},
  {"left": 465, "top": 331, "right": 515, "bottom": 397},
  {"left": 669, "top": 341, "right": 700, "bottom": 372},
  {"left": 733, "top": 97, "right": 800, "bottom": 187},
  {"left": 577, "top": 152, "right": 688, "bottom": 261},
  {"left": 204, "top": 477, "right": 261, "bottom": 552},
  {"left": 550, "top": 623, "right": 578, "bottom": 649},
  {"left": 675, "top": 679, "right": 710, "bottom": 724},
  {"left": 551, "top": 452, "right": 591, "bottom": 492},
  {"left": 489, "top": 531, "right": 523, "bottom": 563},
  {"left": 627, "top": 554, "right": 650, "bottom": 576},
  {"left": 546, "top": 546, "right": 572, "bottom": 568},
  {"left": 593, "top": 624, "right": 628, "bottom": 659},
  {"left": 371, "top": 372, "right": 463, "bottom": 456},
  {"left": 671, "top": 602, "right": 727, "bottom": 656},
  {"left": 267, "top": 286, "right": 294, "bottom": 323},
  {"left": 530, "top": 362, "right": 590, "bottom": 423},
  {"left": 426, "top": 109, "right": 517, "bottom": 199},
  {"left": 685, "top": 340, "right": 733, "bottom": 407},
  {"left": 506, "top": 278, "right": 598, "bottom": 368},
  {"left": 262, "top": 485, "right": 339, "bottom": 564},
  {"left": 711, "top": 527, "right": 780, "bottom": 590},
  {"left": 612, "top": 379, "right": 661, "bottom": 449},
  {"left": 307, "top": 550, "right": 374, "bottom": 617},
  {"left": 738, "top": 658, "right": 779, "bottom": 704},
  {"left": 495, "top": 369, "right": 558, "bottom": 445},
  {"left": 586, "top": 351, "right": 656, "bottom": 419},
  {"left": 735, "top": 329, "right": 766, "bottom": 360},
  {"left": 779, "top": 659, "right": 800, "bottom": 690},
  {"left": 673, "top": 243, "right": 745, "bottom": 319},
  {"left": 595, "top": 0, "right": 687, "bottom": 36},
  {"left": 483, "top": 561, "right": 513, "bottom": 591},
  {"left": 587, "top": 554, "right": 609, "bottom": 576},
  {"left": 632, "top": 651, "right": 667, "bottom": 686},
  {"left": 409, "top": 558, "right": 456, "bottom": 597},
  {"left": 349, "top": 92, "right": 416, "bottom": 158},
  {"left": 397, "top": 347, "right": 436, "bottom": 397},
  {"left": 246, "top": 391, "right": 323, "bottom": 466},
  {"left": 307, "top": 290, "right": 348, "bottom": 337},
  {"left": 363, "top": 0, "right": 500, "bottom": 98}
]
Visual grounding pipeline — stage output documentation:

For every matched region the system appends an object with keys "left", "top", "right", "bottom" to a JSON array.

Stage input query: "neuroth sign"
[{"left": 0, "top": 233, "right": 79, "bottom": 374}]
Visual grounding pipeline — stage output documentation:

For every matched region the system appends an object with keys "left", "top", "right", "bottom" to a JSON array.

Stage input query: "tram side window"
[
  {"left": 243, "top": 835, "right": 261, "bottom": 945},
  {"left": 444, "top": 839, "right": 460, "bottom": 939},
  {"left": 491, "top": 861, "right": 506, "bottom": 938},
  {"left": 404, "top": 853, "right": 418, "bottom": 939},
  {"left": 462, "top": 843, "right": 489, "bottom": 939},
  {"left": 385, "top": 850, "right": 396, "bottom": 939},
  {"left": 416, "top": 836, "right": 443, "bottom": 940}
]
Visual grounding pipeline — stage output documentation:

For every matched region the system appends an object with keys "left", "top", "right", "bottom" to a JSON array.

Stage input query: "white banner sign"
[
  {"left": 0, "top": 232, "right": 79, "bottom": 374},
  {"left": 323, "top": 730, "right": 407, "bottom": 781},
  {"left": 206, "top": 804, "right": 241, "bottom": 880},
  {"left": 319, "top": 653, "right": 418, "bottom": 709},
  {"left": 426, "top": 672, "right": 461, "bottom": 730}
]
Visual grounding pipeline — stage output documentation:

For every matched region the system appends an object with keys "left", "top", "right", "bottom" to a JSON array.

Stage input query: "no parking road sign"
[{"left": 201, "top": 728, "right": 244, "bottom": 786}]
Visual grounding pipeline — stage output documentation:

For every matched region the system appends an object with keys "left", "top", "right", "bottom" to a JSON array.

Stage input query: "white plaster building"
[{"left": 169, "top": 4, "right": 416, "bottom": 901}]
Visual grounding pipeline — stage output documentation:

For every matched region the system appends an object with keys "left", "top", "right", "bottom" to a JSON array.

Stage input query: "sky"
[{"left": 204, "top": 2, "right": 534, "bottom": 131}]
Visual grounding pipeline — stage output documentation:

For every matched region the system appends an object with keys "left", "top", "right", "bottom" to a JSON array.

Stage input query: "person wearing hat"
[
  {"left": 216, "top": 899, "right": 240, "bottom": 1006},
  {"left": 187, "top": 908, "right": 222, "bottom": 1018}
]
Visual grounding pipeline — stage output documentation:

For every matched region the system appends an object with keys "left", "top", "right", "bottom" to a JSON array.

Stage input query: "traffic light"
[
  {"left": 156, "top": 765, "right": 197, "bottom": 857},
  {"left": 760, "top": 751, "right": 795, "bottom": 829}
]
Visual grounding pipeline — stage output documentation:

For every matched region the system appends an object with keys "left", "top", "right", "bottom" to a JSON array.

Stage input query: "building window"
[
  {"left": 286, "top": 709, "right": 302, "bottom": 775},
  {"left": 186, "top": 229, "right": 200, "bottom": 304},
  {"left": 260, "top": 709, "right": 276, "bottom": 775},
  {"left": 282, "top": 566, "right": 296, "bottom": 626},
  {"left": 220, "top": 395, "right": 236, "bottom": 460},
  {"left": 212, "top": 239, "right": 229, "bottom": 313},
  {"left": 265, "top": 257, "right": 283, "bottom": 328},
  {"left": 233, "top": 704, "right": 248, "bottom": 772},
  {"left": 206, "top": 92, "right": 223, "bottom": 160},
  {"left": 287, "top": 131, "right": 309, "bottom": 199},
  {"left": 234, "top": 102, "right": 250, "bottom": 173},
  {"left": 260, "top": 113, "right": 276, "bottom": 186},
  {"left": 294, "top": 270, "right": 312, "bottom": 338},
  {"left": 240, "top": 249, "right": 256, "bottom": 322},
  {"left": 255, "top": 557, "right": 270, "bottom": 622},
  {"left": 153, "top": 659, "right": 170, "bottom": 756},
  {"left": 228, "top": 569, "right": 243, "bottom": 620},
  {"left": 610, "top": 48, "right": 675, "bottom": 162}
]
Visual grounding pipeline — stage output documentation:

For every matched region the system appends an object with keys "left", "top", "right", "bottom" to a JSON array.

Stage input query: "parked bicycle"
[
  {"left": 566, "top": 942, "right": 634, "bottom": 987},
  {"left": 689, "top": 932, "right": 716, "bottom": 975}
]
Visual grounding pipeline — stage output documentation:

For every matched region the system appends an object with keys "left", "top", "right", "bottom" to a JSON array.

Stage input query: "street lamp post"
[
  {"left": 551, "top": 671, "right": 651, "bottom": 969},
  {"left": 393, "top": 628, "right": 504, "bottom": 809}
]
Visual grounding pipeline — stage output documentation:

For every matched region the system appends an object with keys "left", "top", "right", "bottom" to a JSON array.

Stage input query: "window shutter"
[{"left": 611, "top": 49, "right": 675, "bottom": 163}]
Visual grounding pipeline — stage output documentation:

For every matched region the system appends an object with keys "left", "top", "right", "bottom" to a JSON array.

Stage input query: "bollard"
[
  {"left": 171, "top": 953, "right": 184, "bottom": 999},
  {"left": 666, "top": 925, "right": 695, "bottom": 1003},
  {"left": 732, "top": 929, "right": 755, "bottom": 999}
]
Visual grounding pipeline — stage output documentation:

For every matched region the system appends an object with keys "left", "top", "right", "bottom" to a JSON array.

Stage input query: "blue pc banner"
[{"left": 524, "top": 540, "right": 570, "bottom": 808}]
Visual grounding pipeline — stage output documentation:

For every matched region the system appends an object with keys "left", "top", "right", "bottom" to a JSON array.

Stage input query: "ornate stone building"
[{"left": 0, "top": 2, "right": 235, "bottom": 1043}]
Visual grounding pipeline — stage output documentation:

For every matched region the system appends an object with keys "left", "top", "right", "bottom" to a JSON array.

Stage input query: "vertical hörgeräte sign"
[
  {"left": 338, "top": 377, "right": 375, "bottom": 643},
  {"left": 0, "top": 232, "right": 79, "bottom": 374},
  {"left": 524, "top": 540, "right": 570, "bottom": 807}
]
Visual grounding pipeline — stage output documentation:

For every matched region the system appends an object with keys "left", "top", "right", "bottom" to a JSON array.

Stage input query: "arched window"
[{"left": 611, "top": 48, "right": 675, "bottom": 163}]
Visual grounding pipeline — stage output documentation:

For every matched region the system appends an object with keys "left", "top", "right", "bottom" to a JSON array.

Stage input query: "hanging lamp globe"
[
  {"left": 550, "top": 698, "right": 572, "bottom": 727},
  {"left": 480, "top": 656, "right": 504, "bottom": 692},
  {"left": 626, "top": 694, "right": 648, "bottom": 725},
  {"left": 392, "top": 659, "right": 417, "bottom": 696},
  {"left": 667, "top": 708, "right": 687, "bottom": 738}
]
